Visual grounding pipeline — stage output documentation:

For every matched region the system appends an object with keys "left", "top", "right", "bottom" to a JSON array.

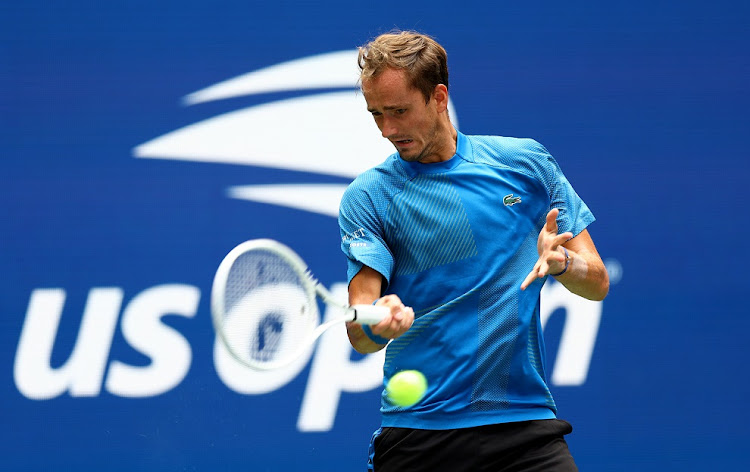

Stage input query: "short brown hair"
[{"left": 358, "top": 31, "right": 449, "bottom": 103}]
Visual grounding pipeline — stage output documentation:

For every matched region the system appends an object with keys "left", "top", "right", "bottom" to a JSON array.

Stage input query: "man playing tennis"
[{"left": 338, "top": 31, "right": 609, "bottom": 471}]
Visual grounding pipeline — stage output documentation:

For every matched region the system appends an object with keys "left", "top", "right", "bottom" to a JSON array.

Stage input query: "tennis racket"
[{"left": 211, "top": 239, "right": 389, "bottom": 370}]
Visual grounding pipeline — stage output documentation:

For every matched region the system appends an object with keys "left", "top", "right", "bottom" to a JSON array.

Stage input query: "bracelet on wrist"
[{"left": 550, "top": 247, "right": 570, "bottom": 277}]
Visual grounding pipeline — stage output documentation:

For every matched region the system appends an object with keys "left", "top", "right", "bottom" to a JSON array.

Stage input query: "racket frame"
[{"left": 211, "top": 239, "right": 388, "bottom": 370}]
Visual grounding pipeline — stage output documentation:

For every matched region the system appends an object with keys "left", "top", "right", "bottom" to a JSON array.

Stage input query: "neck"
[{"left": 418, "top": 121, "right": 458, "bottom": 164}]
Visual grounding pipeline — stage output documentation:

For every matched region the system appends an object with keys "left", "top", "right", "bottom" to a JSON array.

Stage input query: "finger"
[
  {"left": 549, "top": 247, "right": 568, "bottom": 265},
  {"left": 552, "top": 232, "right": 573, "bottom": 247},
  {"left": 380, "top": 294, "right": 399, "bottom": 306},
  {"left": 382, "top": 308, "right": 412, "bottom": 339},
  {"left": 398, "top": 307, "right": 415, "bottom": 333},
  {"left": 521, "top": 267, "right": 539, "bottom": 290},
  {"left": 371, "top": 314, "right": 394, "bottom": 334},
  {"left": 379, "top": 295, "right": 404, "bottom": 319},
  {"left": 388, "top": 305, "right": 407, "bottom": 327},
  {"left": 390, "top": 303, "right": 405, "bottom": 322},
  {"left": 546, "top": 208, "right": 560, "bottom": 233},
  {"left": 538, "top": 259, "right": 549, "bottom": 277}
]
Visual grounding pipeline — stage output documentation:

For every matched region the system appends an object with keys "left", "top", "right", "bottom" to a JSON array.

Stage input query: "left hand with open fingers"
[{"left": 521, "top": 208, "right": 573, "bottom": 290}]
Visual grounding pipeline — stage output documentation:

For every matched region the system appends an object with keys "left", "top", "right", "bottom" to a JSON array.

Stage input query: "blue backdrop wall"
[{"left": 2, "top": 1, "right": 748, "bottom": 470}]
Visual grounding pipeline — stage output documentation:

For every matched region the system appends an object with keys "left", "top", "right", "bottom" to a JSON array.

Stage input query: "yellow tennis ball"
[{"left": 386, "top": 370, "right": 427, "bottom": 407}]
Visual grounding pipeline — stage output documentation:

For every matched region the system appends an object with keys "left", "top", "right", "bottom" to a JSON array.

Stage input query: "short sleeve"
[
  {"left": 338, "top": 178, "right": 395, "bottom": 286},
  {"left": 530, "top": 140, "right": 595, "bottom": 237}
]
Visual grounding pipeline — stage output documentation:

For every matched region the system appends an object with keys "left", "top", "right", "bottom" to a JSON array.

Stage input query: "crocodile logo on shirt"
[{"left": 503, "top": 194, "right": 522, "bottom": 206}]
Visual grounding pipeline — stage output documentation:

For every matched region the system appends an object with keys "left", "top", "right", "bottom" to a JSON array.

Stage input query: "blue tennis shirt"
[{"left": 339, "top": 130, "right": 594, "bottom": 430}]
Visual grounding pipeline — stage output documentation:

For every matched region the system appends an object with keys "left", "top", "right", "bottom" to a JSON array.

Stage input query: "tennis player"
[{"left": 339, "top": 31, "right": 609, "bottom": 471}]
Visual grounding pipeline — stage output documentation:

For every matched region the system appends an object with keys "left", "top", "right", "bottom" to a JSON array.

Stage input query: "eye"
[
  {"left": 395, "top": 109, "right": 406, "bottom": 115},
  {"left": 371, "top": 111, "right": 382, "bottom": 117}
]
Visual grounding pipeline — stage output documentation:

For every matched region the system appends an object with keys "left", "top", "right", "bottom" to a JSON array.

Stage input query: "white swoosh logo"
[
  {"left": 182, "top": 50, "right": 360, "bottom": 105},
  {"left": 133, "top": 50, "right": 458, "bottom": 217},
  {"left": 134, "top": 91, "right": 393, "bottom": 178},
  {"left": 227, "top": 184, "right": 347, "bottom": 218}
]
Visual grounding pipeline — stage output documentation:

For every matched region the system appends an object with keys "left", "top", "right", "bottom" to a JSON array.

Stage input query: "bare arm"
[
  {"left": 347, "top": 265, "right": 414, "bottom": 354},
  {"left": 521, "top": 209, "right": 610, "bottom": 301}
]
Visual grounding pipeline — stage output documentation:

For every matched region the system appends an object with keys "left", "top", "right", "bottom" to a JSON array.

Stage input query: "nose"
[{"left": 380, "top": 116, "right": 397, "bottom": 139}]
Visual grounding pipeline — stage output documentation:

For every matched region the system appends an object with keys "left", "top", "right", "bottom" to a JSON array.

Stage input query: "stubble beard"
[{"left": 399, "top": 120, "right": 445, "bottom": 164}]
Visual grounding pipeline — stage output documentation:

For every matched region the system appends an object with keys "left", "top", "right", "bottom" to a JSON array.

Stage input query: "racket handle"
[{"left": 350, "top": 304, "right": 390, "bottom": 325}]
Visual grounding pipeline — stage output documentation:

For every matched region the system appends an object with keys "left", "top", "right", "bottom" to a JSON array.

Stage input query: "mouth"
[{"left": 393, "top": 138, "right": 413, "bottom": 147}]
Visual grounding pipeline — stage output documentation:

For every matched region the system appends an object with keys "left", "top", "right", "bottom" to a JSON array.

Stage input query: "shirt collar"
[{"left": 398, "top": 128, "right": 471, "bottom": 176}]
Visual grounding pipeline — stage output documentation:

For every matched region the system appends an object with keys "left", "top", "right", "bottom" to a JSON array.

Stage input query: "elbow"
[
  {"left": 591, "top": 283, "right": 609, "bottom": 301},
  {"left": 591, "top": 271, "right": 610, "bottom": 301},
  {"left": 578, "top": 266, "right": 610, "bottom": 301}
]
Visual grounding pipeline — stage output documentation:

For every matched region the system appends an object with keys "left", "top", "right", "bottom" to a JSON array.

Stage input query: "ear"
[{"left": 432, "top": 84, "right": 449, "bottom": 113}]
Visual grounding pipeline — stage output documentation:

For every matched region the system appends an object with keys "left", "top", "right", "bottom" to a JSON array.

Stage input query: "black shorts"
[{"left": 368, "top": 419, "right": 577, "bottom": 472}]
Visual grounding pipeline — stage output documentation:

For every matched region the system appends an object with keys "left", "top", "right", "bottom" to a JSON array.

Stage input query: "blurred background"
[{"left": 2, "top": 1, "right": 748, "bottom": 470}]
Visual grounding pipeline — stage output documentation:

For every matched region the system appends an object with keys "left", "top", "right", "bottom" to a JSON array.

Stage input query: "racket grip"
[{"left": 350, "top": 304, "right": 390, "bottom": 325}]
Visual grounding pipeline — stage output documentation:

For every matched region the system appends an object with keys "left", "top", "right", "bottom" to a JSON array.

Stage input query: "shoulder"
[
  {"left": 341, "top": 154, "right": 407, "bottom": 209},
  {"left": 465, "top": 135, "right": 560, "bottom": 181},
  {"left": 467, "top": 135, "right": 550, "bottom": 164}
]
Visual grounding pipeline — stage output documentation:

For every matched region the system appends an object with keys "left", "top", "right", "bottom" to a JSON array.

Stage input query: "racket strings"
[{"left": 219, "top": 248, "right": 318, "bottom": 368}]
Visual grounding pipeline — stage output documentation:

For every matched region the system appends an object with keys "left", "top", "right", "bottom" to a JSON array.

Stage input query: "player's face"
[{"left": 362, "top": 68, "right": 445, "bottom": 164}]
